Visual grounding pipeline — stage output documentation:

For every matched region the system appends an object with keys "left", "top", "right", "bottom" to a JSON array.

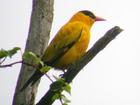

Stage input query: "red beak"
[{"left": 95, "top": 16, "right": 106, "bottom": 21}]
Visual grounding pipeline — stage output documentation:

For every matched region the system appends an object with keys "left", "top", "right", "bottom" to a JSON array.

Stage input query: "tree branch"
[
  {"left": 36, "top": 26, "right": 123, "bottom": 105},
  {"left": 0, "top": 61, "right": 22, "bottom": 68},
  {"left": 64, "top": 26, "right": 123, "bottom": 83},
  {"left": 12, "top": 0, "right": 54, "bottom": 105},
  {"left": 0, "top": 60, "right": 37, "bottom": 68}
]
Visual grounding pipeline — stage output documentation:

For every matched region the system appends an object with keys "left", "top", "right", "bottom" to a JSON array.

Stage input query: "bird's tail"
[{"left": 20, "top": 70, "right": 43, "bottom": 92}]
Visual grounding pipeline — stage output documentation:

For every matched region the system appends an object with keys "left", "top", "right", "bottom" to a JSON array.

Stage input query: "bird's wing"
[{"left": 42, "top": 22, "right": 83, "bottom": 66}]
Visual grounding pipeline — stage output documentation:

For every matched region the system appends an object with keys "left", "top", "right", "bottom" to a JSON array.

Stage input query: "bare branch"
[
  {"left": 0, "top": 61, "right": 22, "bottom": 68},
  {"left": 63, "top": 26, "right": 123, "bottom": 83},
  {"left": 0, "top": 60, "right": 37, "bottom": 68}
]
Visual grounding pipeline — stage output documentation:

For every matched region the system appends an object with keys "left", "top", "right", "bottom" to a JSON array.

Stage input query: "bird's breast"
[{"left": 55, "top": 25, "right": 90, "bottom": 69}]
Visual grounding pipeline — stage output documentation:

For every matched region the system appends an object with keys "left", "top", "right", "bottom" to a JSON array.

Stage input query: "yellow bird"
[{"left": 21, "top": 10, "right": 105, "bottom": 91}]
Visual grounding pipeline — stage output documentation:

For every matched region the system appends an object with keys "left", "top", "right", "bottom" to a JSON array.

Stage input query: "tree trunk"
[{"left": 12, "top": 0, "right": 54, "bottom": 105}]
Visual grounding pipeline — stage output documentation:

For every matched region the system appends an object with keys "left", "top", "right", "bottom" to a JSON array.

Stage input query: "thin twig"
[
  {"left": 0, "top": 57, "right": 6, "bottom": 64},
  {"left": 0, "top": 60, "right": 23, "bottom": 68},
  {"left": 0, "top": 60, "right": 37, "bottom": 68}
]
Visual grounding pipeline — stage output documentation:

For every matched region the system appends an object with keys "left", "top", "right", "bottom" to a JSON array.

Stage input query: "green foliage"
[
  {"left": 51, "top": 78, "right": 65, "bottom": 92},
  {"left": 62, "top": 103, "right": 68, "bottom": 105},
  {"left": 0, "top": 47, "right": 20, "bottom": 59},
  {"left": 22, "top": 51, "right": 43, "bottom": 66},
  {"left": 40, "top": 65, "right": 51, "bottom": 73},
  {"left": 8, "top": 47, "right": 21, "bottom": 58},
  {"left": 63, "top": 82, "right": 71, "bottom": 95},
  {"left": 52, "top": 77, "right": 71, "bottom": 94},
  {"left": 0, "top": 49, "right": 7, "bottom": 59},
  {"left": 52, "top": 93, "right": 61, "bottom": 100},
  {"left": 0, "top": 47, "right": 72, "bottom": 105},
  {"left": 50, "top": 78, "right": 71, "bottom": 105},
  {"left": 52, "top": 93, "right": 70, "bottom": 105}
]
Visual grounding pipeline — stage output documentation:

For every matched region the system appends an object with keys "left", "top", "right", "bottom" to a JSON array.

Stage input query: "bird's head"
[{"left": 69, "top": 10, "right": 106, "bottom": 28}]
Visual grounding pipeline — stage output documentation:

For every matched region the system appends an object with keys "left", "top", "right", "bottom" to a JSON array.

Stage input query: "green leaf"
[
  {"left": 62, "top": 103, "right": 68, "bottom": 105},
  {"left": 50, "top": 78, "right": 71, "bottom": 104},
  {"left": 7, "top": 47, "right": 20, "bottom": 58},
  {"left": 22, "top": 51, "right": 36, "bottom": 60},
  {"left": 50, "top": 78, "right": 67, "bottom": 93},
  {"left": 0, "top": 49, "right": 8, "bottom": 59},
  {"left": 22, "top": 51, "right": 42, "bottom": 65},
  {"left": 40, "top": 65, "right": 51, "bottom": 73},
  {"left": 0, "top": 47, "right": 20, "bottom": 59},
  {"left": 63, "top": 83, "right": 71, "bottom": 95},
  {"left": 52, "top": 93, "right": 61, "bottom": 100},
  {"left": 51, "top": 78, "right": 71, "bottom": 94}
]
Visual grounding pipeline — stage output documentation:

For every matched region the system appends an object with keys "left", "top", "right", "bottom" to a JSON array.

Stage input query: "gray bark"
[{"left": 12, "top": 0, "right": 54, "bottom": 105}]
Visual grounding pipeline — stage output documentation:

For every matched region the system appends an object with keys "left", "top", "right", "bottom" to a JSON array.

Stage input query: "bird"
[{"left": 20, "top": 10, "right": 105, "bottom": 91}]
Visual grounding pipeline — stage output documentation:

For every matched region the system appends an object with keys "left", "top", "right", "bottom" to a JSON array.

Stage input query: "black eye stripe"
[{"left": 80, "top": 10, "right": 96, "bottom": 19}]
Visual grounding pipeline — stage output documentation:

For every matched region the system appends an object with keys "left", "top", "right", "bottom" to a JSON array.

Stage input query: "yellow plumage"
[
  {"left": 21, "top": 10, "right": 105, "bottom": 91},
  {"left": 42, "top": 12, "right": 95, "bottom": 69}
]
